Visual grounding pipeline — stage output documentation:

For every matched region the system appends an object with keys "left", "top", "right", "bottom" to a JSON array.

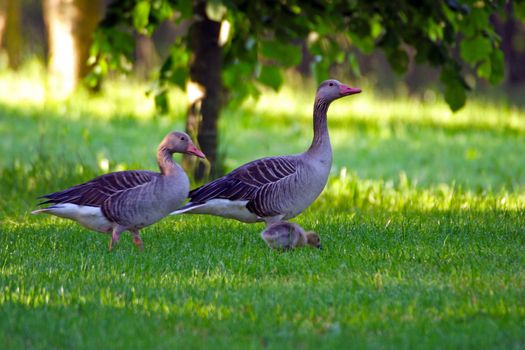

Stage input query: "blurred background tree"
[
  {"left": 0, "top": 0, "right": 524, "bottom": 179},
  {"left": 43, "top": 0, "right": 103, "bottom": 97},
  {"left": 89, "top": 0, "right": 522, "bottom": 179},
  {"left": 0, "top": 0, "right": 23, "bottom": 70}
]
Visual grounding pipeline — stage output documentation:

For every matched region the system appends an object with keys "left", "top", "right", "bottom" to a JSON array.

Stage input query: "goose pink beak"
[
  {"left": 186, "top": 144, "right": 206, "bottom": 159},
  {"left": 339, "top": 84, "right": 362, "bottom": 96}
]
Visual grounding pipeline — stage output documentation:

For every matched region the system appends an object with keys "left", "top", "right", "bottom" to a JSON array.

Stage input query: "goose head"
[
  {"left": 316, "top": 79, "right": 361, "bottom": 103},
  {"left": 162, "top": 131, "right": 205, "bottom": 158},
  {"left": 305, "top": 231, "right": 322, "bottom": 249}
]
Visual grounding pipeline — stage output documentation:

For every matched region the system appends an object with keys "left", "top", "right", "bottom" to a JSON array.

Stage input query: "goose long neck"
[
  {"left": 308, "top": 97, "right": 330, "bottom": 153},
  {"left": 157, "top": 146, "right": 177, "bottom": 176}
]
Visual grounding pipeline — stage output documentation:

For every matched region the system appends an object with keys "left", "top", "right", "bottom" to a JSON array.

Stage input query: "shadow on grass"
[
  {"left": 1, "top": 208, "right": 524, "bottom": 349},
  {"left": 1, "top": 99, "right": 524, "bottom": 216}
]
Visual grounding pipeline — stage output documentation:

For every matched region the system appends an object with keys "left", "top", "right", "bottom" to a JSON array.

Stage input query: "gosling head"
[
  {"left": 305, "top": 231, "right": 322, "bottom": 249},
  {"left": 316, "top": 79, "right": 361, "bottom": 103},
  {"left": 161, "top": 131, "right": 205, "bottom": 158}
]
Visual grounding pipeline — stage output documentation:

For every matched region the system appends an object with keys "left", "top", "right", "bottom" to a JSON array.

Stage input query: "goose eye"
[{"left": 329, "top": 83, "right": 334, "bottom": 86}]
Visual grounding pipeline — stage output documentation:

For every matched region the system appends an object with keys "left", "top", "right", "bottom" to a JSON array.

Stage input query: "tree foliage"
[{"left": 90, "top": 0, "right": 510, "bottom": 112}]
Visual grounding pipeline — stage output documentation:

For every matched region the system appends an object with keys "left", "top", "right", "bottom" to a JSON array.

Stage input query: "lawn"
[{"left": 0, "top": 67, "right": 524, "bottom": 349}]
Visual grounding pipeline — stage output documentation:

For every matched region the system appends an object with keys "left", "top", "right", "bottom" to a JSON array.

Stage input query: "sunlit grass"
[
  {"left": 0, "top": 60, "right": 187, "bottom": 121},
  {"left": 316, "top": 168, "right": 525, "bottom": 213},
  {"left": 0, "top": 64, "right": 524, "bottom": 349}
]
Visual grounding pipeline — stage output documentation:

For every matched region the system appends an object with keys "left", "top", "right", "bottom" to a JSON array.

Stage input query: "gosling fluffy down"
[{"left": 261, "top": 221, "right": 321, "bottom": 250}]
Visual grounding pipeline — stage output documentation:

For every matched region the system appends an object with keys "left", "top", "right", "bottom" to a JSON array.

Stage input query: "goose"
[
  {"left": 171, "top": 79, "right": 361, "bottom": 225},
  {"left": 32, "top": 131, "right": 205, "bottom": 251},
  {"left": 261, "top": 221, "right": 321, "bottom": 250}
]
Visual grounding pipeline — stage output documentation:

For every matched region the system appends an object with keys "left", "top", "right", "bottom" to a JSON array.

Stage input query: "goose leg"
[
  {"left": 263, "top": 215, "right": 285, "bottom": 226},
  {"left": 131, "top": 229, "right": 144, "bottom": 251},
  {"left": 108, "top": 226, "right": 125, "bottom": 251}
]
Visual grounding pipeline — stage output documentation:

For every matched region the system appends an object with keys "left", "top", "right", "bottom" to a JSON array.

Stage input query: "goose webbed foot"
[
  {"left": 108, "top": 226, "right": 125, "bottom": 251},
  {"left": 131, "top": 229, "right": 144, "bottom": 251}
]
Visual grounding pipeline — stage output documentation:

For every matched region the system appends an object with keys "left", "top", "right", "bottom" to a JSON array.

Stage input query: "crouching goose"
[
  {"left": 32, "top": 131, "right": 205, "bottom": 251},
  {"left": 172, "top": 79, "right": 361, "bottom": 225},
  {"left": 261, "top": 221, "right": 321, "bottom": 251}
]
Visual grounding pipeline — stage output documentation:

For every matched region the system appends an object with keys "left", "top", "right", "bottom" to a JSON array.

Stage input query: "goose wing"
[
  {"left": 188, "top": 156, "right": 298, "bottom": 217},
  {"left": 38, "top": 170, "right": 159, "bottom": 207}
]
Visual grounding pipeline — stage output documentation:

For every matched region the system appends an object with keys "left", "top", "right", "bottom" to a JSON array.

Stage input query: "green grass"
[{"left": 0, "top": 66, "right": 524, "bottom": 349}]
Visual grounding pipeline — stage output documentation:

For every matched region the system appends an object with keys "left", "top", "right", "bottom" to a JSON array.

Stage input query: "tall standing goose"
[
  {"left": 32, "top": 131, "right": 205, "bottom": 251},
  {"left": 172, "top": 79, "right": 361, "bottom": 224}
]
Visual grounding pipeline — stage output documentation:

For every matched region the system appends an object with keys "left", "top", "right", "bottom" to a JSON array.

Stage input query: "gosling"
[{"left": 261, "top": 221, "right": 321, "bottom": 251}]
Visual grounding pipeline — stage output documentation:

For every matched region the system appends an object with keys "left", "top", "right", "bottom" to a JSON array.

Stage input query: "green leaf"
[
  {"left": 348, "top": 54, "right": 361, "bottom": 77},
  {"left": 477, "top": 59, "right": 491, "bottom": 80},
  {"left": 154, "top": 90, "right": 169, "bottom": 115},
  {"left": 133, "top": 1, "right": 151, "bottom": 32},
  {"left": 378, "top": 29, "right": 399, "bottom": 51},
  {"left": 168, "top": 67, "right": 188, "bottom": 90},
  {"left": 462, "top": 9, "right": 490, "bottom": 36},
  {"left": 258, "top": 65, "right": 283, "bottom": 91},
  {"left": 440, "top": 64, "right": 467, "bottom": 111},
  {"left": 348, "top": 32, "right": 375, "bottom": 53},
  {"left": 98, "top": 57, "right": 108, "bottom": 76},
  {"left": 489, "top": 49, "right": 504, "bottom": 85},
  {"left": 460, "top": 36, "right": 492, "bottom": 64},
  {"left": 516, "top": 1, "right": 525, "bottom": 20},
  {"left": 223, "top": 62, "right": 255, "bottom": 90},
  {"left": 444, "top": 82, "right": 466, "bottom": 112},
  {"left": 178, "top": 0, "right": 193, "bottom": 19},
  {"left": 169, "top": 44, "right": 190, "bottom": 66},
  {"left": 335, "top": 51, "right": 345, "bottom": 64},
  {"left": 260, "top": 41, "right": 302, "bottom": 67},
  {"left": 92, "top": 0, "right": 510, "bottom": 114},
  {"left": 154, "top": 0, "right": 174, "bottom": 21},
  {"left": 206, "top": 0, "right": 228, "bottom": 22},
  {"left": 426, "top": 44, "right": 446, "bottom": 66},
  {"left": 223, "top": 62, "right": 259, "bottom": 106},
  {"left": 84, "top": 71, "right": 99, "bottom": 88},
  {"left": 387, "top": 49, "right": 409, "bottom": 74},
  {"left": 312, "top": 58, "right": 329, "bottom": 85},
  {"left": 440, "top": 65, "right": 458, "bottom": 86},
  {"left": 427, "top": 18, "right": 444, "bottom": 41}
]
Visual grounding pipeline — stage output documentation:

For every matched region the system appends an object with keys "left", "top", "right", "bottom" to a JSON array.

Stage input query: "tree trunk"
[
  {"left": 135, "top": 34, "right": 158, "bottom": 80},
  {"left": 2, "top": 0, "right": 23, "bottom": 69},
  {"left": 182, "top": 0, "right": 223, "bottom": 181},
  {"left": 503, "top": 5, "right": 525, "bottom": 85},
  {"left": 43, "top": 0, "right": 102, "bottom": 98},
  {"left": 492, "top": 1, "right": 525, "bottom": 86},
  {"left": 0, "top": 1, "right": 5, "bottom": 52}
]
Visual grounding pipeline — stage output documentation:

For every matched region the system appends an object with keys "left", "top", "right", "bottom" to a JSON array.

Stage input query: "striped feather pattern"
[
  {"left": 188, "top": 156, "right": 298, "bottom": 217},
  {"left": 100, "top": 178, "right": 163, "bottom": 224},
  {"left": 176, "top": 80, "right": 359, "bottom": 223},
  {"left": 38, "top": 171, "right": 158, "bottom": 207}
]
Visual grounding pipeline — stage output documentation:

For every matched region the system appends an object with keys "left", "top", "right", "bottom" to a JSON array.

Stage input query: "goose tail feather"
[
  {"left": 31, "top": 205, "right": 59, "bottom": 215},
  {"left": 170, "top": 203, "right": 206, "bottom": 215},
  {"left": 31, "top": 208, "right": 47, "bottom": 215}
]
